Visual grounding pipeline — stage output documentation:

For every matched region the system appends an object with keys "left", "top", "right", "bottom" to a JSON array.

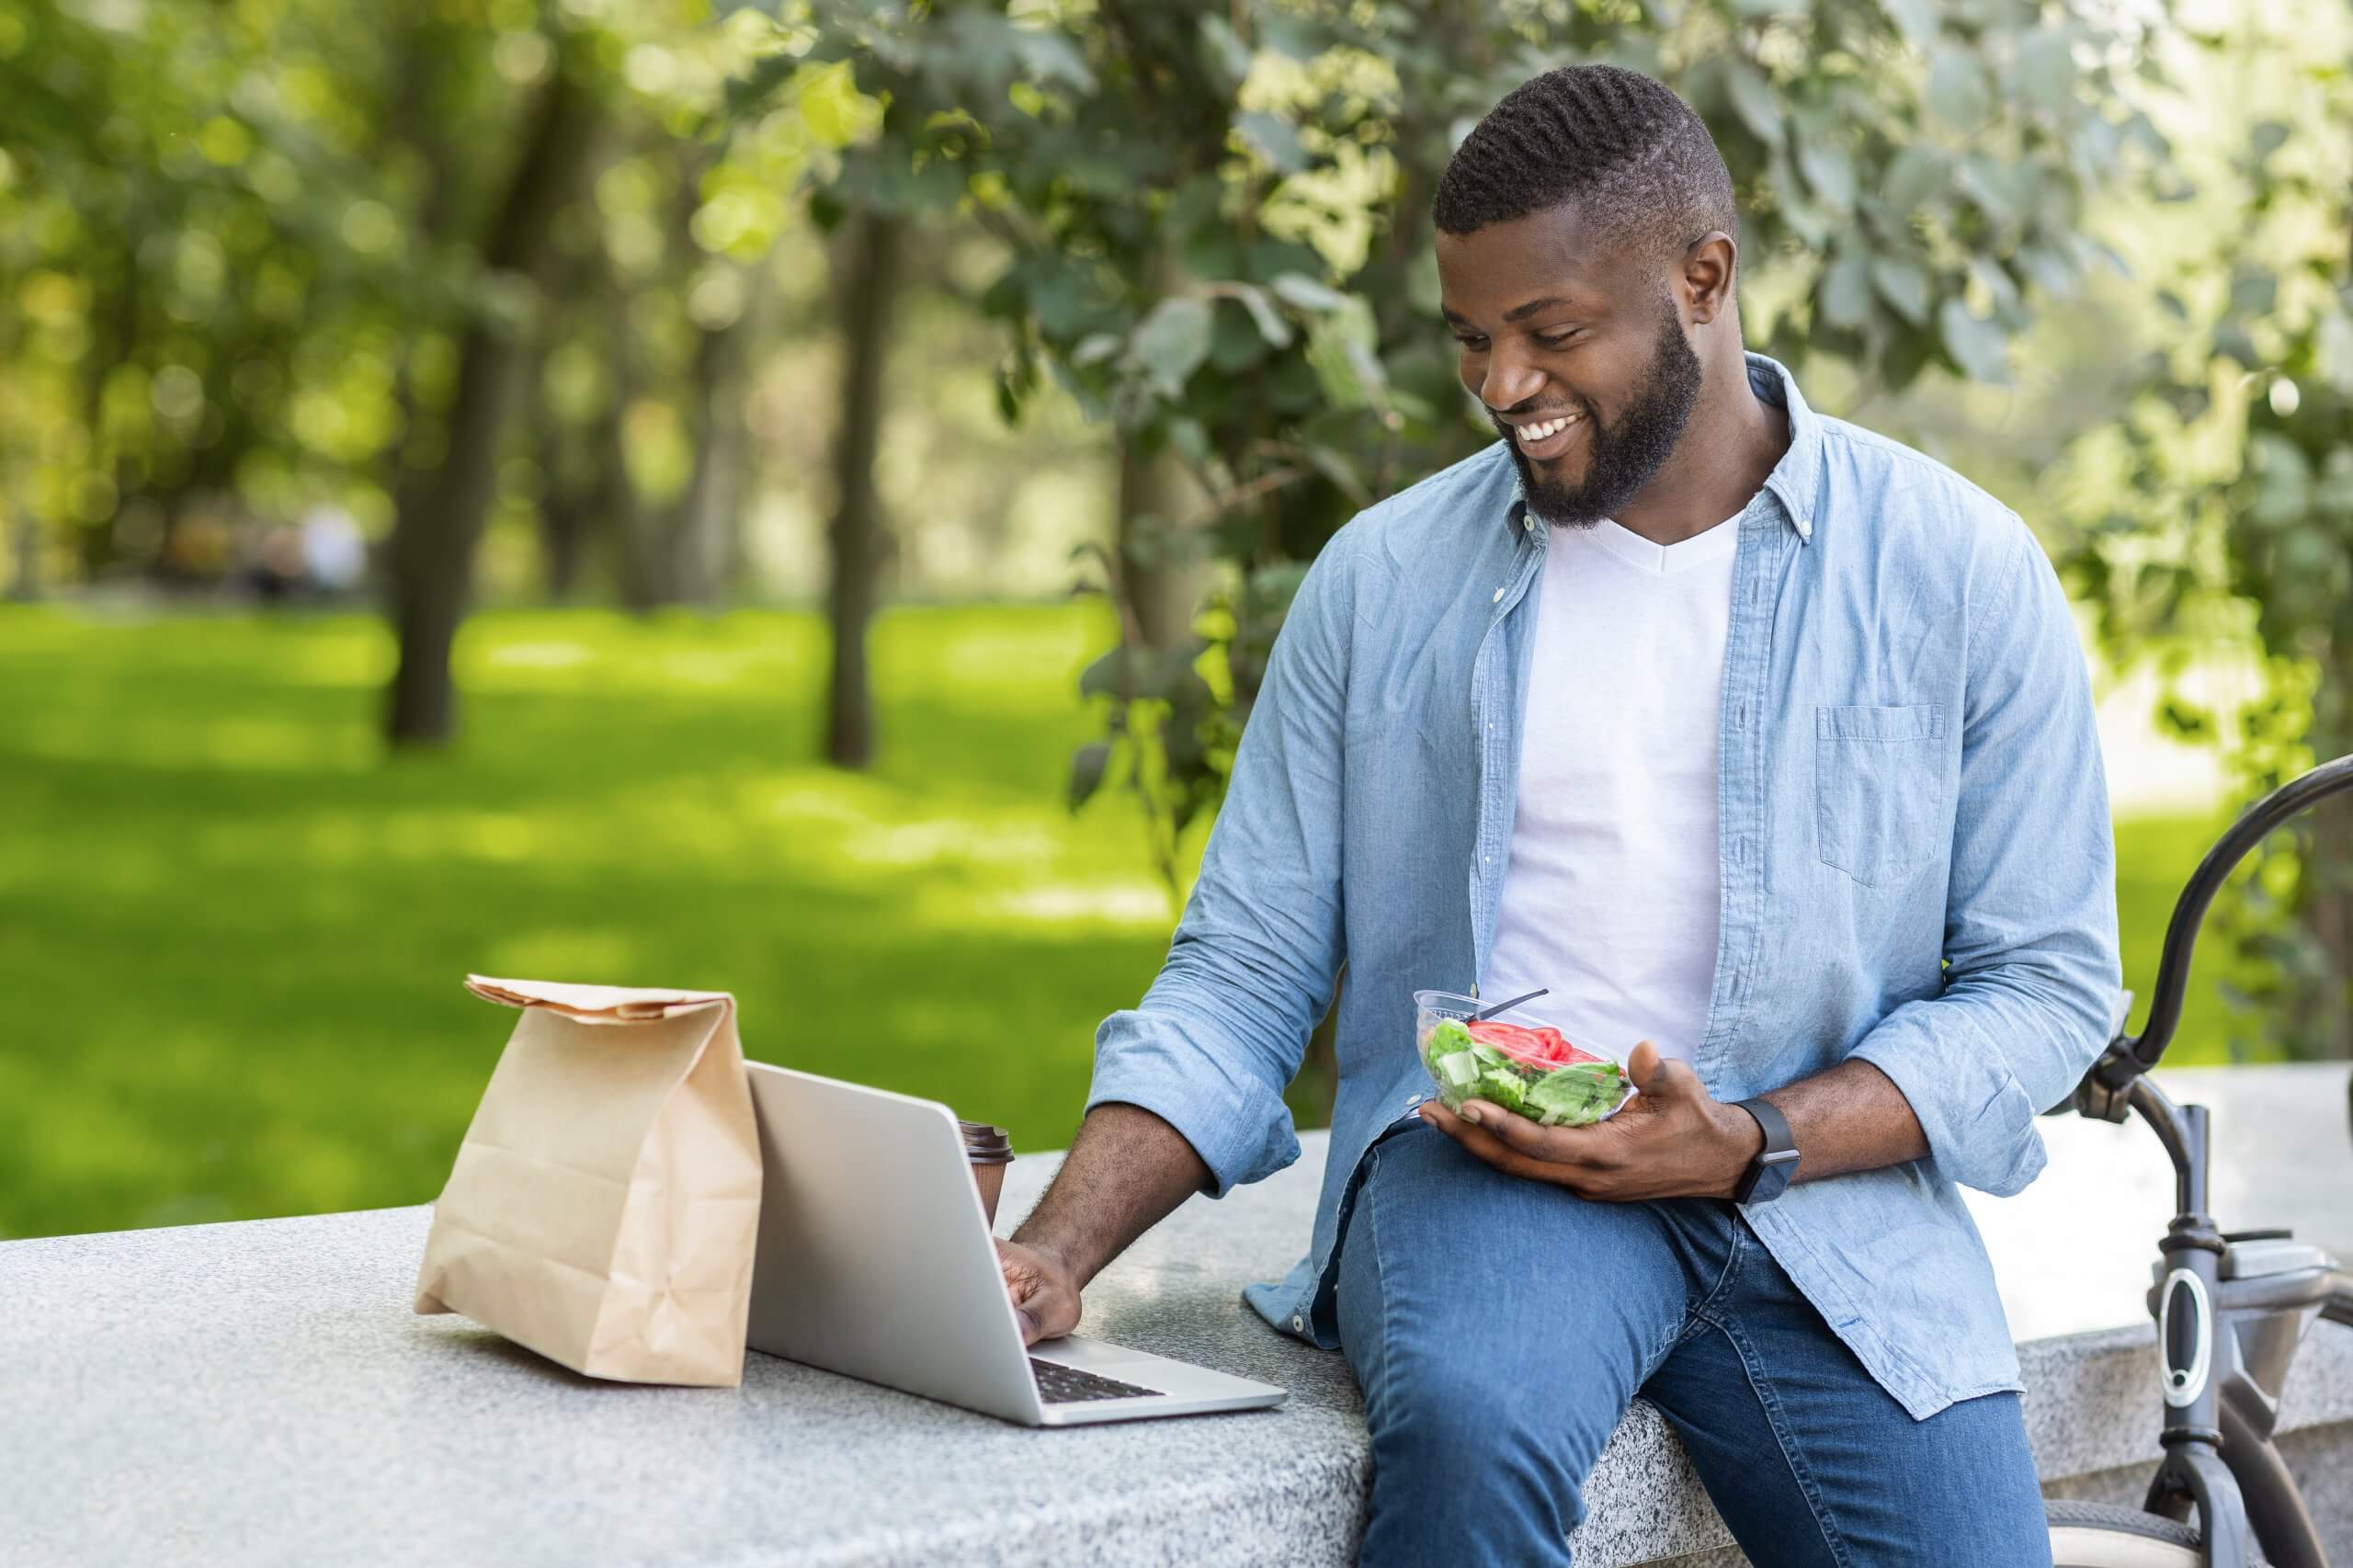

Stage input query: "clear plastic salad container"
[{"left": 1414, "top": 989, "right": 1634, "bottom": 1127}]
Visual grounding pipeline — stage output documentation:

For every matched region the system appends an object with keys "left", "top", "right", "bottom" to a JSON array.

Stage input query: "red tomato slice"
[{"left": 1465, "top": 1018, "right": 1604, "bottom": 1067}]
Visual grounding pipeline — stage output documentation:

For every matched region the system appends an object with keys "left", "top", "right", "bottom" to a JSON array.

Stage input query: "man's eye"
[
  {"left": 1454, "top": 335, "right": 1488, "bottom": 350},
  {"left": 1535, "top": 332, "right": 1577, "bottom": 349}
]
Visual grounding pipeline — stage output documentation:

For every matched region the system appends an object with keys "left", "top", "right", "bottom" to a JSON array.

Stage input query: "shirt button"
[
  {"left": 1492, "top": 585, "right": 1505, "bottom": 603},
  {"left": 1291, "top": 1314, "right": 1305, "bottom": 1332}
]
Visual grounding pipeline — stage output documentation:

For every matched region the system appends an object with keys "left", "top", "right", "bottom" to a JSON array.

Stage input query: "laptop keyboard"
[{"left": 1029, "top": 1356, "right": 1164, "bottom": 1403}]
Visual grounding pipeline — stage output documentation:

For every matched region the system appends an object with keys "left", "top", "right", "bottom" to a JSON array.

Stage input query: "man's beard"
[{"left": 1496, "top": 294, "right": 1704, "bottom": 528}]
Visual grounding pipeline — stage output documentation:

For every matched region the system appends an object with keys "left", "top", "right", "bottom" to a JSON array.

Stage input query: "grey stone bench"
[{"left": 5, "top": 1065, "right": 2347, "bottom": 1567}]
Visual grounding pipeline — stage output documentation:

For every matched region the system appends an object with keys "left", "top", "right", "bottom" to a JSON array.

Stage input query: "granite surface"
[{"left": 3, "top": 1064, "right": 2347, "bottom": 1567}]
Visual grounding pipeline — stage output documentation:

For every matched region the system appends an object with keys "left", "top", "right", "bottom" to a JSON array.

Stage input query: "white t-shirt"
[{"left": 1479, "top": 514, "right": 1741, "bottom": 1065}]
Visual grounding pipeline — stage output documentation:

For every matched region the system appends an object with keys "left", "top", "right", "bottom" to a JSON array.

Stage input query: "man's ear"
[{"left": 1681, "top": 233, "right": 1737, "bottom": 326}]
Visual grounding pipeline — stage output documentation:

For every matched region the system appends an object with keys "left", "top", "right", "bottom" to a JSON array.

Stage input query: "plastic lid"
[{"left": 959, "top": 1120, "right": 1014, "bottom": 1162}]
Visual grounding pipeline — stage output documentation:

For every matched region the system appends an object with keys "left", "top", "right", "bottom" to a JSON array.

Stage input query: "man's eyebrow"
[
  {"left": 1439, "top": 296, "right": 1580, "bottom": 328},
  {"left": 1503, "top": 294, "right": 1576, "bottom": 324}
]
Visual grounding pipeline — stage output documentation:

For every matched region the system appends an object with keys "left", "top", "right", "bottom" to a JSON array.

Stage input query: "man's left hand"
[{"left": 1420, "top": 1041, "right": 1767, "bottom": 1201}]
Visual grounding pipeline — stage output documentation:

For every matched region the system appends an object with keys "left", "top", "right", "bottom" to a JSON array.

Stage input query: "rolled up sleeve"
[
  {"left": 1086, "top": 529, "right": 1361, "bottom": 1197},
  {"left": 1850, "top": 521, "right": 2120, "bottom": 1198}
]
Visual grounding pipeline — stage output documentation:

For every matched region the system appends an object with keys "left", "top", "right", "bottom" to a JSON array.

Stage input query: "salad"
[{"left": 1420, "top": 1015, "right": 1631, "bottom": 1127}]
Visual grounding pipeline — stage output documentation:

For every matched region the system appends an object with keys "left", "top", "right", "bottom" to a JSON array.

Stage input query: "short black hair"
[{"left": 1433, "top": 64, "right": 1738, "bottom": 271}]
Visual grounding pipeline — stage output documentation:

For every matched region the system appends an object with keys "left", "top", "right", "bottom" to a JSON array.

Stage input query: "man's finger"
[
  {"left": 1627, "top": 1039, "right": 1663, "bottom": 1087},
  {"left": 1459, "top": 1100, "right": 1586, "bottom": 1159},
  {"left": 1440, "top": 1100, "right": 1618, "bottom": 1165},
  {"left": 1439, "top": 1106, "right": 1597, "bottom": 1178}
]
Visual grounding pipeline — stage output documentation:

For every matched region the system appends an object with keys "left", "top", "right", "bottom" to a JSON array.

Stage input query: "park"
[{"left": 5, "top": 1, "right": 2351, "bottom": 1564}]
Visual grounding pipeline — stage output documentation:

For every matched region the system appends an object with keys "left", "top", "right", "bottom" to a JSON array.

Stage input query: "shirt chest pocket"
[{"left": 1814, "top": 704, "right": 1947, "bottom": 888}]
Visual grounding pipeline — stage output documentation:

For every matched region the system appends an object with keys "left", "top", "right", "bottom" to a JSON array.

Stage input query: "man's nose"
[{"left": 1479, "top": 347, "right": 1546, "bottom": 415}]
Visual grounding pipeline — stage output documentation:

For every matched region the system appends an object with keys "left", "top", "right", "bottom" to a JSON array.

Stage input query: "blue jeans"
[{"left": 1335, "top": 1122, "right": 2052, "bottom": 1567}]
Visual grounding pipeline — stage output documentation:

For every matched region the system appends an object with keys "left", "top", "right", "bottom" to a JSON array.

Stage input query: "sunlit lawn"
[{"left": 1, "top": 601, "right": 2254, "bottom": 1240}]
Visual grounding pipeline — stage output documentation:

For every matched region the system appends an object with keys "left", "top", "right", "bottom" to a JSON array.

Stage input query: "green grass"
[
  {"left": 0, "top": 603, "right": 2253, "bottom": 1241},
  {"left": 1, "top": 603, "right": 1186, "bottom": 1240}
]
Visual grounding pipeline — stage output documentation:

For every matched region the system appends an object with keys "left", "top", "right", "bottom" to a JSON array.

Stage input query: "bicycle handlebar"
[{"left": 2089, "top": 752, "right": 2353, "bottom": 1097}]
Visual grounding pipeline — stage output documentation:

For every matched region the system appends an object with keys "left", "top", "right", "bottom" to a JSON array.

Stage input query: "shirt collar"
[
  {"left": 1496, "top": 350, "right": 1822, "bottom": 546},
  {"left": 1746, "top": 351, "right": 1819, "bottom": 544}
]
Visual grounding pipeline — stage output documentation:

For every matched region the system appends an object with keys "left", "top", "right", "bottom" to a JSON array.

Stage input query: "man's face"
[{"left": 1435, "top": 203, "right": 1704, "bottom": 528}]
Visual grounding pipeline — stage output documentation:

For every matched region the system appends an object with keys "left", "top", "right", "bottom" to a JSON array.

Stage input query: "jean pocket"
[{"left": 1815, "top": 703, "right": 1947, "bottom": 887}]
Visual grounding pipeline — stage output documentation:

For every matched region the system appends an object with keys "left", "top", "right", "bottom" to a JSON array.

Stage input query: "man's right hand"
[
  {"left": 996, "top": 1238, "right": 1082, "bottom": 1346},
  {"left": 994, "top": 1101, "right": 1212, "bottom": 1346}
]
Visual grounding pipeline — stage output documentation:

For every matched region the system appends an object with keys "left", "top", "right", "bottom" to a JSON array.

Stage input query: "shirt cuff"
[
  {"left": 1086, "top": 1007, "right": 1302, "bottom": 1199},
  {"left": 1850, "top": 1000, "right": 2048, "bottom": 1198}
]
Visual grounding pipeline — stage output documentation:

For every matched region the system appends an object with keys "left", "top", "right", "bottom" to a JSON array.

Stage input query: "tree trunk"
[
  {"left": 6, "top": 479, "right": 36, "bottom": 602},
  {"left": 663, "top": 273, "right": 761, "bottom": 607},
  {"left": 824, "top": 210, "right": 904, "bottom": 769},
  {"left": 1117, "top": 244, "right": 1218, "bottom": 648},
  {"left": 534, "top": 396, "right": 594, "bottom": 603},
  {"left": 383, "top": 60, "right": 601, "bottom": 746}
]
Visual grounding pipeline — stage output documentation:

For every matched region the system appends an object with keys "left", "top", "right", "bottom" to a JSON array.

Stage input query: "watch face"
[{"left": 1738, "top": 1149, "right": 1800, "bottom": 1205}]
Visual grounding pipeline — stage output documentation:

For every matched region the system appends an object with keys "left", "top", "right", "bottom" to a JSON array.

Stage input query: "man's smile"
[{"left": 1504, "top": 408, "right": 1587, "bottom": 462}]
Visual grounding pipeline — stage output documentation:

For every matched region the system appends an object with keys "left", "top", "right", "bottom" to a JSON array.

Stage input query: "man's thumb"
[{"left": 1626, "top": 1039, "right": 1665, "bottom": 1088}]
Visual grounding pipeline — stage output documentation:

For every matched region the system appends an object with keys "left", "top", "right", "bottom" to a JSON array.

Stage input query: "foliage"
[
  {"left": 0, "top": 601, "right": 2256, "bottom": 1239},
  {"left": 0, "top": 0, "right": 854, "bottom": 596},
  {"left": 784, "top": 0, "right": 2179, "bottom": 901},
  {"left": 2055, "top": 6, "right": 2353, "bottom": 1056}
]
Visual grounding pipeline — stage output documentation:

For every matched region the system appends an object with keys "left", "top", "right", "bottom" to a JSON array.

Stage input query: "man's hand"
[
  {"left": 1421, "top": 1041, "right": 1766, "bottom": 1201},
  {"left": 996, "top": 1237, "right": 1083, "bottom": 1345}
]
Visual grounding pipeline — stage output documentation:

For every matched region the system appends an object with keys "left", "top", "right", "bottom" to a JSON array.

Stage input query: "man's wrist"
[
  {"left": 1714, "top": 1100, "right": 1767, "bottom": 1197},
  {"left": 1006, "top": 1222, "right": 1086, "bottom": 1283}
]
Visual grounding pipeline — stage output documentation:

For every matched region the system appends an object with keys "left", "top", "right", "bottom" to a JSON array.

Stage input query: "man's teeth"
[{"left": 1518, "top": 414, "right": 1580, "bottom": 443}]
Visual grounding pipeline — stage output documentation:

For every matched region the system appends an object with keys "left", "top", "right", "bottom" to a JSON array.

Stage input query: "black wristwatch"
[{"left": 1730, "top": 1097, "right": 1801, "bottom": 1205}]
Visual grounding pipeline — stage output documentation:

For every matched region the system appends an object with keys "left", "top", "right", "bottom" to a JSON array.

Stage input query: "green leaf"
[
  {"left": 1234, "top": 111, "right": 1307, "bottom": 175},
  {"left": 1938, "top": 298, "right": 2009, "bottom": 382},
  {"left": 1927, "top": 50, "right": 1990, "bottom": 129},
  {"left": 2229, "top": 269, "right": 2279, "bottom": 320},
  {"left": 1228, "top": 284, "right": 1293, "bottom": 349},
  {"left": 1209, "top": 301, "right": 1267, "bottom": 372},
  {"left": 2016, "top": 244, "right": 2077, "bottom": 301},
  {"left": 1870, "top": 256, "right": 1932, "bottom": 324},
  {"left": 1066, "top": 741, "right": 1112, "bottom": 811},
  {"left": 1724, "top": 61, "right": 1782, "bottom": 143},
  {"left": 1406, "top": 250, "right": 1442, "bottom": 317},
  {"left": 1302, "top": 443, "right": 1371, "bottom": 506},
  {"left": 2014, "top": 30, "right": 2078, "bottom": 115},
  {"left": 2316, "top": 312, "right": 2353, "bottom": 396},
  {"left": 1819, "top": 250, "right": 1871, "bottom": 329},
  {"left": 1070, "top": 332, "right": 1122, "bottom": 368},
  {"left": 1796, "top": 139, "right": 1858, "bottom": 212},
  {"left": 1881, "top": 145, "right": 1948, "bottom": 214},
  {"left": 1878, "top": 0, "right": 1939, "bottom": 49},
  {"left": 1268, "top": 272, "right": 1349, "bottom": 312},
  {"left": 1198, "top": 15, "right": 1253, "bottom": 87},
  {"left": 1131, "top": 297, "right": 1212, "bottom": 393}
]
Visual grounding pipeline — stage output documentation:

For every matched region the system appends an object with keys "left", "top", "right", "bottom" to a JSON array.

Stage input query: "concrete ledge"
[{"left": 4, "top": 1065, "right": 2347, "bottom": 1566}]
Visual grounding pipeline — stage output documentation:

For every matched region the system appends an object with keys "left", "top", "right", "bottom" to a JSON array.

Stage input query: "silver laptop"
[{"left": 742, "top": 1061, "right": 1287, "bottom": 1426}]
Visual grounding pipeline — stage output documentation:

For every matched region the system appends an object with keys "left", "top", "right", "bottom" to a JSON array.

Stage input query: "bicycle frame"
[{"left": 2069, "top": 752, "right": 2353, "bottom": 1568}]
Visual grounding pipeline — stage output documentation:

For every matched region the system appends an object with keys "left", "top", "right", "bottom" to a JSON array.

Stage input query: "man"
[{"left": 997, "top": 63, "right": 2118, "bottom": 1566}]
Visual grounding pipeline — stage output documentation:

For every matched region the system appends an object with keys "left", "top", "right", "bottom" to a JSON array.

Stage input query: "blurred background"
[{"left": 4, "top": 0, "right": 2350, "bottom": 1241}]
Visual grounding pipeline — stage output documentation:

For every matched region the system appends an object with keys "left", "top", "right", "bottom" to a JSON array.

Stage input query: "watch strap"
[{"left": 1731, "top": 1096, "right": 1800, "bottom": 1205}]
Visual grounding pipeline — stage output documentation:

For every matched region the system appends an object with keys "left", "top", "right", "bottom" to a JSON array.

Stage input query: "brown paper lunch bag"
[{"left": 414, "top": 975, "right": 763, "bottom": 1386}]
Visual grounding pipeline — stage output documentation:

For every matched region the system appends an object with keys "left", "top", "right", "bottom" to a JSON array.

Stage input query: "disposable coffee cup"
[{"left": 959, "top": 1120, "right": 1015, "bottom": 1227}]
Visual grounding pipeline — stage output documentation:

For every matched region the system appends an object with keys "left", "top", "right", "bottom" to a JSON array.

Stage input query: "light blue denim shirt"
[{"left": 1087, "top": 353, "right": 2120, "bottom": 1420}]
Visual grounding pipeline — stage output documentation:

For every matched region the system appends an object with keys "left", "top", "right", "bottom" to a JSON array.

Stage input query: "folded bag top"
[{"left": 414, "top": 974, "right": 763, "bottom": 1387}]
